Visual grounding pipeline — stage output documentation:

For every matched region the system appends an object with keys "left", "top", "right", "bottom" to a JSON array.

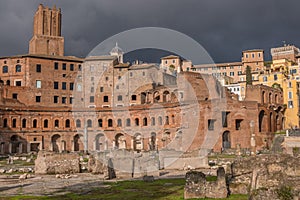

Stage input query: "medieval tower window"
[{"left": 36, "top": 64, "right": 41, "bottom": 72}]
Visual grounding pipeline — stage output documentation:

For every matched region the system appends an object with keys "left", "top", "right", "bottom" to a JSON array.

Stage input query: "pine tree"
[{"left": 246, "top": 65, "right": 252, "bottom": 85}]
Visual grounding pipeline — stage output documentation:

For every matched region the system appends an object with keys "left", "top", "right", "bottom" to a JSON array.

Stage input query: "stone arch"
[
  {"left": 10, "top": 135, "right": 20, "bottom": 154},
  {"left": 22, "top": 118, "right": 27, "bottom": 128},
  {"left": 259, "top": 110, "right": 267, "bottom": 132},
  {"left": 115, "top": 133, "right": 126, "bottom": 149},
  {"left": 51, "top": 134, "right": 61, "bottom": 152},
  {"left": 108, "top": 119, "right": 113, "bottom": 127},
  {"left": 43, "top": 119, "right": 49, "bottom": 128},
  {"left": 163, "top": 91, "right": 171, "bottom": 102},
  {"left": 135, "top": 118, "right": 139, "bottom": 126},
  {"left": 269, "top": 92, "right": 272, "bottom": 104},
  {"left": 151, "top": 117, "right": 155, "bottom": 126},
  {"left": 143, "top": 117, "right": 148, "bottom": 126},
  {"left": 3, "top": 118, "right": 7, "bottom": 127},
  {"left": 158, "top": 116, "right": 163, "bottom": 125},
  {"left": 162, "top": 132, "right": 171, "bottom": 148},
  {"left": 95, "top": 133, "right": 106, "bottom": 151},
  {"left": 262, "top": 91, "right": 265, "bottom": 104},
  {"left": 141, "top": 92, "right": 147, "bottom": 104},
  {"left": 126, "top": 118, "right": 131, "bottom": 126},
  {"left": 87, "top": 119, "right": 92, "bottom": 127},
  {"left": 117, "top": 119, "right": 122, "bottom": 127},
  {"left": 54, "top": 119, "right": 59, "bottom": 128},
  {"left": 133, "top": 133, "right": 143, "bottom": 151},
  {"left": 222, "top": 131, "right": 231, "bottom": 149},
  {"left": 76, "top": 119, "right": 81, "bottom": 128},
  {"left": 74, "top": 134, "right": 84, "bottom": 152},
  {"left": 32, "top": 119, "right": 38, "bottom": 128},
  {"left": 149, "top": 132, "right": 156, "bottom": 151},
  {"left": 65, "top": 119, "right": 70, "bottom": 128},
  {"left": 154, "top": 91, "right": 160, "bottom": 103},
  {"left": 269, "top": 112, "right": 273, "bottom": 132}
]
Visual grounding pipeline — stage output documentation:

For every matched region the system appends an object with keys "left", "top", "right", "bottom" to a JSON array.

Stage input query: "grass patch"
[{"left": 0, "top": 178, "right": 248, "bottom": 200}]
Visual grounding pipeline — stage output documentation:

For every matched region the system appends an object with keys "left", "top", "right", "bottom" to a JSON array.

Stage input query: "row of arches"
[
  {"left": 1, "top": 114, "right": 177, "bottom": 130},
  {"left": 2, "top": 118, "right": 72, "bottom": 129},
  {"left": 261, "top": 90, "right": 281, "bottom": 104},
  {"left": 75, "top": 115, "right": 176, "bottom": 128},
  {"left": 258, "top": 109, "right": 284, "bottom": 132},
  {"left": 138, "top": 90, "right": 174, "bottom": 104}
]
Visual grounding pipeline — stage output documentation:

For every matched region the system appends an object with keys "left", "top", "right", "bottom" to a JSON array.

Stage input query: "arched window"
[
  {"left": 98, "top": 119, "right": 103, "bottom": 127},
  {"left": 126, "top": 118, "right": 131, "bottom": 126},
  {"left": 22, "top": 119, "right": 26, "bottom": 128},
  {"left": 165, "top": 116, "right": 169, "bottom": 125},
  {"left": 2, "top": 65, "right": 8, "bottom": 73},
  {"left": 33, "top": 119, "right": 37, "bottom": 128},
  {"left": 87, "top": 119, "right": 92, "bottom": 127},
  {"left": 171, "top": 115, "right": 175, "bottom": 124},
  {"left": 54, "top": 120, "right": 59, "bottom": 128},
  {"left": 151, "top": 117, "right": 155, "bottom": 126},
  {"left": 117, "top": 119, "right": 122, "bottom": 127},
  {"left": 15, "top": 65, "right": 21, "bottom": 72},
  {"left": 12, "top": 118, "right": 17, "bottom": 128},
  {"left": 3, "top": 118, "right": 8, "bottom": 127},
  {"left": 143, "top": 117, "right": 147, "bottom": 126},
  {"left": 76, "top": 119, "right": 81, "bottom": 128},
  {"left": 108, "top": 119, "right": 113, "bottom": 127},
  {"left": 65, "top": 119, "right": 70, "bottom": 128},
  {"left": 158, "top": 116, "right": 162, "bottom": 125},
  {"left": 135, "top": 118, "right": 139, "bottom": 126},
  {"left": 44, "top": 119, "right": 48, "bottom": 128}
]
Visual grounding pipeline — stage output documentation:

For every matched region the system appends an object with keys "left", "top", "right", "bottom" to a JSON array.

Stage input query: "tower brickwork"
[{"left": 29, "top": 4, "right": 64, "bottom": 56}]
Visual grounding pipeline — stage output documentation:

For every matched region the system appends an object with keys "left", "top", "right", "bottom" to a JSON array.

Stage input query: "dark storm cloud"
[{"left": 0, "top": 0, "right": 299, "bottom": 63}]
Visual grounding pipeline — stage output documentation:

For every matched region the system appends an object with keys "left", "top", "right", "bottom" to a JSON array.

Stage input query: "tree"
[{"left": 246, "top": 65, "right": 252, "bottom": 85}]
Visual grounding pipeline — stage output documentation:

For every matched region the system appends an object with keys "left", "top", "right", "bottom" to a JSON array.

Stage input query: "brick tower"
[{"left": 29, "top": 4, "right": 64, "bottom": 56}]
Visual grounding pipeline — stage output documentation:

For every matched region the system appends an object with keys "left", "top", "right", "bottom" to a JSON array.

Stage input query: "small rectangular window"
[
  {"left": 78, "top": 64, "right": 82, "bottom": 71},
  {"left": 54, "top": 81, "right": 59, "bottom": 89},
  {"left": 62, "top": 97, "right": 67, "bottom": 104},
  {"left": 70, "top": 97, "right": 74, "bottom": 104},
  {"left": 90, "top": 87, "right": 94, "bottom": 93},
  {"left": 62, "top": 63, "right": 66, "bottom": 70},
  {"left": 36, "top": 96, "right": 41, "bottom": 102},
  {"left": 62, "top": 82, "right": 67, "bottom": 90},
  {"left": 12, "top": 93, "right": 18, "bottom": 99},
  {"left": 54, "top": 62, "right": 59, "bottom": 70},
  {"left": 15, "top": 81, "right": 21, "bottom": 86},
  {"left": 100, "top": 87, "right": 104, "bottom": 92},
  {"left": 208, "top": 119, "right": 215, "bottom": 130},
  {"left": 70, "top": 64, "right": 74, "bottom": 71},
  {"left": 54, "top": 96, "right": 59, "bottom": 103},
  {"left": 90, "top": 96, "right": 95, "bottom": 103},
  {"left": 36, "top": 64, "right": 41, "bottom": 72},
  {"left": 104, "top": 96, "right": 109, "bottom": 102},
  {"left": 118, "top": 95, "right": 122, "bottom": 101},
  {"left": 36, "top": 80, "right": 41, "bottom": 88},
  {"left": 70, "top": 83, "right": 74, "bottom": 90}
]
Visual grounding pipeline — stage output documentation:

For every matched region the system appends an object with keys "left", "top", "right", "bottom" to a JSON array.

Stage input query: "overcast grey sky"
[{"left": 0, "top": 0, "right": 299, "bottom": 63}]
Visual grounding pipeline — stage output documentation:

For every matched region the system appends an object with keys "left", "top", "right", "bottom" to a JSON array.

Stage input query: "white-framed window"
[{"left": 36, "top": 80, "right": 41, "bottom": 88}]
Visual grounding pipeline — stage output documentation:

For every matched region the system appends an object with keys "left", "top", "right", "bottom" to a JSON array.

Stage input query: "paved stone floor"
[{"left": 0, "top": 173, "right": 106, "bottom": 197}]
